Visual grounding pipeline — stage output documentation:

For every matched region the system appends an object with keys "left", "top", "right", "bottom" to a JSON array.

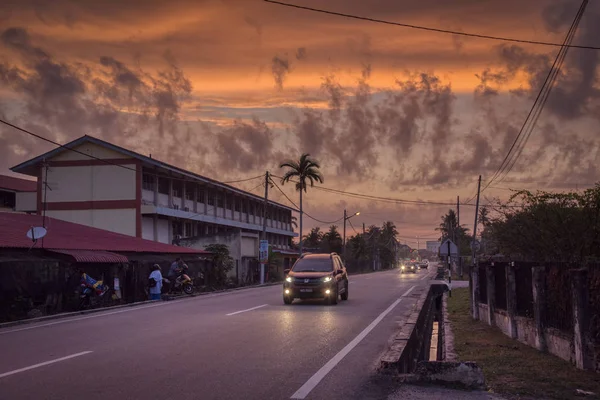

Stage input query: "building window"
[
  {"left": 142, "top": 173, "right": 155, "bottom": 191},
  {"left": 207, "top": 190, "right": 215, "bottom": 206},
  {"left": 158, "top": 177, "right": 169, "bottom": 194},
  {"left": 172, "top": 221, "right": 182, "bottom": 236},
  {"left": 242, "top": 201, "right": 247, "bottom": 214},
  {"left": 217, "top": 193, "right": 224, "bottom": 208},
  {"left": 184, "top": 222, "right": 193, "bottom": 237},
  {"left": 198, "top": 187, "right": 205, "bottom": 203},
  {"left": 185, "top": 183, "right": 195, "bottom": 200},
  {"left": 172, "top": 181, "right": 182, "bottom": 198},
  {"left": 234, "top": 198, "right": 241, "bottom": 212}
]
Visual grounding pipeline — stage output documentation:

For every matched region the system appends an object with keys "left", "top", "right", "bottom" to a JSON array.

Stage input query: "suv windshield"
[{"left": 291, "top": 258, "right": 333, "bottom": 272}]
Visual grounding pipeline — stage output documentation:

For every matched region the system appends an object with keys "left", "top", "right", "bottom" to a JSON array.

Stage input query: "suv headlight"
[
  {"left": 401, "top": 265, "right": 405, "bottom": 270},
  {"left": 323, "top": 276, "right": 332, "bottom": 282},
  {"left": 285, "top": 276, "right": 292, "bottom": 283}
]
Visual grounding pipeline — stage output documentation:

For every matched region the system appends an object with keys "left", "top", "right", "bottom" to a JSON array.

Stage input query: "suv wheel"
[
  {"left": 341, "top": 281, "right": 349, "bottom": 301},
  {"left": 283, "top": 294, "right": 292, "bottom": 305}
]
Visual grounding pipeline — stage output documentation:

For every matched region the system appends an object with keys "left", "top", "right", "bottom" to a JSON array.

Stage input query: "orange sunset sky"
[{"left": 1, "top": 0, "right": 599, "bottom": 246}]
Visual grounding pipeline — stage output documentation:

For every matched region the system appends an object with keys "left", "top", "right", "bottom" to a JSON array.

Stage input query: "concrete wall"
[
  {"left": 185, "top": 232, "right": 241, "bottom": 277},
  {"left": 476, "top": 304, "right": 575, "bottom": 365},
  {"left": 45, "top": 164, "right": 136, "bottom": 202},
  {"left": 15, "top": 192, "right": 36, "bottom": 212},
  {"left": 47, "top": 209, "right": 136, "bottom": 236},
  {"left": 142, "top": 217, "right": 154, "bottom": 240},
  {"left": 52, "top": 142, "right": 125, "bottom": 161}
]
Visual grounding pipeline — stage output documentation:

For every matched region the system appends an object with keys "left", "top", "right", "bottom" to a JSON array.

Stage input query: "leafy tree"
[
  {"left": 437, "top": 209, "right": 471, "bottom": 256},
  {"left": 204, "top": 244, "right": 234, "bottom": 287},
  {"left": 280, "top": 153, "right": 324, "bottom": 256},
  {"left": 481, "top": 187, "right": 600, "bottom": 262},
  {"left": 321, "top": 225, "right": 343, "bottom": 254},
  {"left": 303, "top": 227, "right": 323, "bottom": 248}
]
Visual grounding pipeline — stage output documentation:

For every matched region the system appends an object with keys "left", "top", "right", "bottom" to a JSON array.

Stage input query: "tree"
[
  {"left": 303, "top": 227, "right": 323, "bottom": 248},
  {"left": 204, "top": 244, "right": 234, "bottom": 287},
  {"left": 321, "top": 225, "right": 343, "bottom": 254},
  {"left": 379, "top": 221, "right": 399, "bottom": 268},
  {"left": 436, "top": 209, "right": 471, "bottom": 256},
  {"left": 481, "top": 187, "right": 600, "bottom": 262},
  {"left": 280, "top": 153, "right": 324, "bottom": 256}
]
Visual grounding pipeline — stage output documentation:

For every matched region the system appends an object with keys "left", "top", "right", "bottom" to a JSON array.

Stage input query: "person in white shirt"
[{"left": 148, "top": 264, "right": 163, "bottom": 300}]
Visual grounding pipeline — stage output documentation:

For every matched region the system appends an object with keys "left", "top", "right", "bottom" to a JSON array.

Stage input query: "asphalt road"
[{"left": 0, "top": 265, "right": 438, "bottom": 400}]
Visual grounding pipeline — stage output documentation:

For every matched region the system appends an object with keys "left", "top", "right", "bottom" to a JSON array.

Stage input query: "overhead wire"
[
  {"left": 263, "top": 0, "right": 600, "bottom": 50},
  {"left": 0, "top": 118, "right": 264, "bottom": 186},
  {"left": 480, "top": 0, "right": 587, "bottom": 193},
  {"left": 268, "top": 176, "right": 344, "bottom": 225}
]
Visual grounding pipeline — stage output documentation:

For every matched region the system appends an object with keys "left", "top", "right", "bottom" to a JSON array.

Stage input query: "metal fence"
[
  {"left": 493, "top": 263, "right": 507, "bottom": 310},
  {"left": 544, "top": 263, "right": 574, "bottom": 333},
  {"left": 478, "top": 264, "right": 488, "bottom": 304},
  {"left": 514, "top": 264, "right": 534, "bottom": 318}
]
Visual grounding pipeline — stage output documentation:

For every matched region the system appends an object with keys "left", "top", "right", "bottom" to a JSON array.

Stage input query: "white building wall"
[
  {"left": 15, "top": 192, "right": 37, "bottom": 212},
  {"left": 142, "top": 217, "right": 154, "bottom": 240},
  {"left": 45, "top": 164, "right": 135, "bottom": 202},
  {"left": 47, "top": 209, "right": 136, "bottom": 236},
  {"left": 157, "top": 218, "right": 169, "bottom": 243},
  {"left": 52, "top": 142, "right": 125, "bottom": 161}
]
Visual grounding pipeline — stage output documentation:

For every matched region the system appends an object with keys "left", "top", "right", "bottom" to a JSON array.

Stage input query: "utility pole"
[
  {"left": 362, "top": 223, "right": 365, "bottom": 234},
  {"left": 472, "top": 175, "right": 482, "bottom": 268},
  {"left": 457, "top": 195, "right": 462, "bottom": 278},
  {"left": 343, "top": 209, "right": 347, "bottom": 260},
  {"left": 260, "top": 171, "right": 269, "bottom": 285}
]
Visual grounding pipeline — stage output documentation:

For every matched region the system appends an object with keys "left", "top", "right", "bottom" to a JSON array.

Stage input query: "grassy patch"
[{"left": 448, "top": 288, "right": 600, "bottom": 400}]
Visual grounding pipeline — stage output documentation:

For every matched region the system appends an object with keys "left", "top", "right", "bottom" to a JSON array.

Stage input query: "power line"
[
  {"left": 0, "top": 117, "right": 263, "bottom": 186},
  {"left": 268, "top": 177, "right": 344, "bottom": 224},
  {"left": 263, "top": 0, "right": 600, "bottom": 50},
  {"left": 480, "top": 0, "right": 587, "bottom": 193}
]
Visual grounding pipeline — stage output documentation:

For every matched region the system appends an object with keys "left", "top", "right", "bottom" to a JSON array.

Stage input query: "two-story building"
[
  {"left": 0, "top": 174, "right": 37, "bottom": 213},
  {"left": 11, "top": 135, "right": 298, "bottom": 281}
]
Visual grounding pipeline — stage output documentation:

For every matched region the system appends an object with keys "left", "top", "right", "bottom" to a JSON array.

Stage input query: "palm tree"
[
  {"left": 303, "top": 227, "right": 323, "bottom": 248},
  {"left": 280, "top": 153, "right": 324, "bottom": 256},
  {"left": 321, "top": 225, "right": 343, "bottom": 254}
]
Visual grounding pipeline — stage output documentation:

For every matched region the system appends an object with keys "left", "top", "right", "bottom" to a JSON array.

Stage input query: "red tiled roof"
[
  {"left": 0, "top": 174, "right": 36, "bottom": 192},
  {"left": 48, "top": 249, "right": 129, "bottom": 263},
  {"left": 0, "top": 212, "right": 210, "bottom": 255}
]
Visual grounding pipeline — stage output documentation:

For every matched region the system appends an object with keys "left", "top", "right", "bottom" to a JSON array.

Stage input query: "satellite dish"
[{"left": 26, "top": 226, "right": 47, "bottom": 241}]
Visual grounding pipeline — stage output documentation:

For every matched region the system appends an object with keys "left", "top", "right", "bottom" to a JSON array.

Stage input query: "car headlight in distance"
[
  {"left": 323, "top": 276, "right": 332, "bottom": 282},
  {"left": 401, "top": 265, "right": 405, "bottom": 270},
  {"left": 285, "top": 276, "right": 292, "bottom": 283}
]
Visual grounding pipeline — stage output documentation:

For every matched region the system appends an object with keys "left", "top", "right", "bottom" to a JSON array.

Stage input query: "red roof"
[
  {"left": 0, "top": 174, "right": 36, "bottom": 192},
  {"left": 0, "top": 212, "right": 210, "bottom": 255},
  {"left": 48, "top": 249, "right": 129, "bottom": 263}
]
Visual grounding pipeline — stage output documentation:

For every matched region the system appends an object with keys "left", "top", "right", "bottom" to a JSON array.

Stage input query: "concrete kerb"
[{"left": 0, "top": 281, "right": 282, "bottom": 330}]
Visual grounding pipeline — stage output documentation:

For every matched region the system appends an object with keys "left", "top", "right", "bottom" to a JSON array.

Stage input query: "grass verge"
[{"left": 447, "top": 288, "right": 600, "bottom": 400}]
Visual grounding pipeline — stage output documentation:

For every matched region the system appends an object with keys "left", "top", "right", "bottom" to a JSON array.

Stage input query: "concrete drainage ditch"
[{"left": 379, "top": 282, "right": 486, "bottom": 390}]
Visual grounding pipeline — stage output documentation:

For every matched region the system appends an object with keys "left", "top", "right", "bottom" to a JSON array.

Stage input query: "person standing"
[{"left": 148, "top": 264, "right": 163, "bottom": 301}]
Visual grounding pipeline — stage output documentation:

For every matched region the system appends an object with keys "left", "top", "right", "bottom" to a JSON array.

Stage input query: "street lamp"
[{"left": 343, "top": 209, "right": 360, "bottom": 260}]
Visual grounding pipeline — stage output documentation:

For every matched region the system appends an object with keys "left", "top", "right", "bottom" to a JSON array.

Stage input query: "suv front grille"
[{"left": 294, "top": 277, "right": 322, "bottom": 286}]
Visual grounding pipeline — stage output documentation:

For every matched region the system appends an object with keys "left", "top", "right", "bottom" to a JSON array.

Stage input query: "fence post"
[
  {"left": 486, "top": 263, "right": 496, "bottom": 326},
  {"left": 505, "top": 262, "right": 517, "bottom": 339},
  {"left": 471, "top": 264, "right": 480, "bottom": 320},
  {"left": 532, "top": 266, "right": 547, "bottom": 352},
  {"left": 570, "top": 268, "right": 593, "bottom": 370}
]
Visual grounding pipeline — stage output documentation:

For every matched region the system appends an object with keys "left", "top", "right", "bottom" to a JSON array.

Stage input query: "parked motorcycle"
[
  {"left": 163, "top": 273, "right": 194, "bottom": 295},
  {"left": 78, "top": 273, "right": 112, "bottom": 309}
]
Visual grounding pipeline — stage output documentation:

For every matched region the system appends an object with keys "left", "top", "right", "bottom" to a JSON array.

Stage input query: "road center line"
[
  {"left": 290, "top": 298, "right": 403, "bottom": 399},
  {"left": 226, "top": 304, "right": 268, "bottom": 316},
  {"left": 0, "top": 351, "right": 93, "bottom": 379},
  {"left": 402, "top": 285, "right": 416, "bottom": 297}
]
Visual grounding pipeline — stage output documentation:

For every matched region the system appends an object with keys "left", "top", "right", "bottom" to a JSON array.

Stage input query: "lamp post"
[{"left": 343, "top": 209, "right": 360, "bottom": 261}]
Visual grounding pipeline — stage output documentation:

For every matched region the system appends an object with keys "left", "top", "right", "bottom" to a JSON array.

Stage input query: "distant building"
[
  {"left": 11, "top": 135, "right": 298, "bottom": 282},
  {"left": 0, "top": 174, "right": 37, "bottom": 213},
  {"left": 426, "top": 240, "right": 441, "bottom": 253}
]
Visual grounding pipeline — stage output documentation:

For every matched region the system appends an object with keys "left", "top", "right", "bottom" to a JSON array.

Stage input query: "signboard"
[
  {"left": 259, "top": 240, "right": 269, "bottom": 263},
  {"left": 439, "top": 239, "right": 458, "bottom": 256}
]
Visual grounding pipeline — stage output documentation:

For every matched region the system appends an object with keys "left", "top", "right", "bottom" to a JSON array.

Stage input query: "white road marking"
[
  {"left": 290, "top": 298, "right": 403, "bottom": 399},
  {"left": 226, "top": 304, "right": 268, "bottom": 316},
  {"left": 0, "top": 351, "right": 92, "bottom": 379},
  {"left": 401, "top": 285, "right": 416, "bottom": 297}
]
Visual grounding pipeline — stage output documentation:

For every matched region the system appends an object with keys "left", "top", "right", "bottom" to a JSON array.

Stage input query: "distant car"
[
  {"left": 419, "top": 260, "right": 429, "bottom": 269},
  {"left": 400, "top": 262, "right": 418, "bottom": 274},
  {"left": 283, "top": 253, "right": 349, "bottom": 305}
]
